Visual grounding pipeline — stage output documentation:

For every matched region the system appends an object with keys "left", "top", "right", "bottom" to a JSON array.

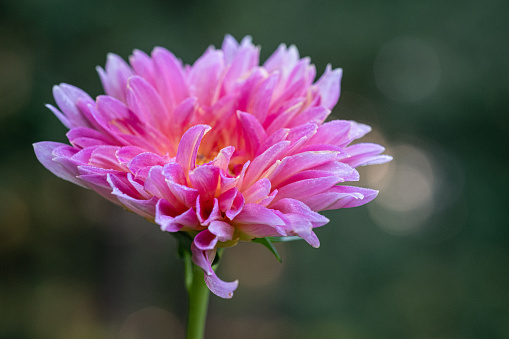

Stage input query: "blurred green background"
[{"left": 1, "top": 0, "right": 508, "bottom": 338}]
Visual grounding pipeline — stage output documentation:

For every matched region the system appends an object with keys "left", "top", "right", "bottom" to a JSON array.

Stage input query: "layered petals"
[{"left": 34, "top": 35, "right": 391, "bottom": 298}]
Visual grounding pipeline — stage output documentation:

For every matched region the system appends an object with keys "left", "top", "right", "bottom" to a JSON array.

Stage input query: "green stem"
[{"left": 184, "top": 251, "right": 210, "bottom": 339}]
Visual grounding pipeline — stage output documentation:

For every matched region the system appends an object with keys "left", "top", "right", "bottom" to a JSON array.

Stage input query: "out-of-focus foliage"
[{"left": 1, "top": 0, "right": 508, "bottom": 338}]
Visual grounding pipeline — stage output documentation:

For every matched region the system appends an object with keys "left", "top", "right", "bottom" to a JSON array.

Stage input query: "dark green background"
[{"left": 1, "top": 0, "right": 508, "bottom": 338}]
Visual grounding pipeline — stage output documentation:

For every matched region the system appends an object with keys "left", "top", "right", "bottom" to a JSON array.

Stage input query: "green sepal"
[{"left": 253, "top": 237, "right": 283, "bottom": 263}]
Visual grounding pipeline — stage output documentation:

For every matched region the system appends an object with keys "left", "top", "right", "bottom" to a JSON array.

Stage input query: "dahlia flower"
[{"left": 34, "top": 35, "right": 391, "bottom": 299}]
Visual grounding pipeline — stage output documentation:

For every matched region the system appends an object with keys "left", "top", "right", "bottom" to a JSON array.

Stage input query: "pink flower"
[{"left": 34, "top": 35, "right": 391, "bottom": 298}]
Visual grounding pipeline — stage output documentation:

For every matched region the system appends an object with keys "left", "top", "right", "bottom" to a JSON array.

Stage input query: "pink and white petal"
[
  {"left": 107, "top": 174, "right": 157, "bottom": 219},
  {"left": 115, "top": 146, "right": 149, "bottom": 167},
  {"left": 152, "top": 47, "right": 188, "bottom": 105},
  {"left": 242, "top": 140, "right": 289, "bottom": 189},
  {"left": 129, "top": 49, "right": 156, "bottom": 88},
  {"left": 167, "top": 181, "right": 200, "bottom": 208},
  {"left": 176, "top": 125, "right": 211, "bottom": 174},
  {"left": 188, "top": 50, "right": 224, "bottom": 107},
  {"left": 155, "top": 198, "right": 182, "bottom": 232},
  {"left": 232, "top": 203, "right": 285, "bottom": 227},
  {"left": 194, "top": 229, "right": 218, "bottom": 250},
  {"left": 287, "top": 106, "right": 330, "bottom": 128},
  {"left": 225, "top": 191, "right": 245, "bottom": 220},
  {"left": 237, "top": 111, "right": 267, "bottom": 155},
  {"left": 189, "top": 165, "right": 220, "bottom": 202},
  {"left": 222, "top": 34, "right": 239, "bottom": 64},
  {"left": 52, "top": 84, "right": 94, "bottom": 128},
  {"left": 173, "top": 97, "right": 197, "bottom": 134},
  {"left": 235, "top": 224, "right": 285, "bottom": 239},
  {"left": 67, "top": 127, "right": 113, "bottom": 148},
  {"left": 144, "top": 166, "right": 183, "bottom": 208},
  {"left": 34, "top": 142, "right": 86, "bottom": 188},
  {"left": 223, "top": 42, "right": 260, "bottom": 93},
  {"left": 195, "top": 196, "right": 221, "bottom": 225},
  {"left": 100, "top": 53, "right": 133, "bottom": 102},
  {"left": 307, "top": 120, "right": 371, "bottom": 148},
  {"left": 156, "top": 199, "right": 200, "bottom": 232},
  {"left": 126, "top": 75, "right": 167, "bottom": 130},
  {"left": 89, "top": 146, "right": 124, "bottom": 170},
  {"left": 208, "top": 220, "right": 235, "bottom": 242},
  {"left": 341, "top": 143, "right": 392, "bottom": 167},
  {"left": 273, "top": 176, "right": 343, "bottom": 202},
  {"left": 269, "top": 151, "right": 339, "bottom": 187},
  {"left": 300, "top": 186, "right": 379, "bottom": 211},
  {"left": 191, "top": 244, "right": 238, "bottom": 299},
  {"left": 211, "top": 146, "right": 235, "bottom": 172},
  {"left": 258, "top": 189, "right": 278, "bottom": 207},
  {"left": 162, "top": 162, "right": 187, "bottom": 185},
  {"left": 242, "top": 178, "right": 271, "bottom": 204},
  {"left": 246, "top": 73, "right": 277, "bottom": 123},
  {"left": 270, "top": 198, "right": 329, "bottom": 227},
  {"left": 256, "top": 128, "right": 289, "bottom": 156},
  {"left": 127, "top": 152, "right": 166, "bottom": 178},
  {"left": 315, "top": 64, "right": 342, "bottom": 110}
]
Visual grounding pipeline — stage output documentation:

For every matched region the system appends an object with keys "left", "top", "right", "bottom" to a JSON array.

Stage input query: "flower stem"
[{"left": 184, "top": 250, "right": 210, "bottom": 339}]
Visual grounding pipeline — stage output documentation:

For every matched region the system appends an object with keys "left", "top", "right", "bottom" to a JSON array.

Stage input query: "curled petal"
[
  {"left": 194, "top": 229, "right": 218, "bottom": 250},
  {"left": 176, "top": 125, "right": 211, "bottom": 174},
  {"left": 191, "top": 243, "right": 238, "bottom": 298},
  {"left": 107, "top": 174, "right": 157, "bottom": 219},
  {"left": 155, "top": 199, "right": 199, "bottom": 232},
  {"left": 208, "top": 220, "right": 235, "bottom": 242}
]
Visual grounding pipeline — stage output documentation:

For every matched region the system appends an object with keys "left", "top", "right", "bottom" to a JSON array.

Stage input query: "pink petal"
[
  {"left": 155, "top": 199, "right": 199, "bottom": 232},
  {"left": 269, "top": 151, "right": 339, "bottom": 187},
  {"left": 66, "top": 127, "right": 113, "bottom": 148},
  {"left": 246, "top": 73, "right": 277, "bottom": 123},
  {"left": 189, "top": 165, "right": 220, "bottom": 203},
  {"left": 33, "top": 142, "right": 86, "bottom": 188},
  {"left": 176, "top": 125, "right": 211, "bottom": 174},
  {"left": 126, "top": 75, "right": 167, "bottom": 130},
  {"left": 196, "top": 197, "right": 221, "bottom": 226},
  {"left": 218, "top": 188, "right": 245, "bottom": 220},
  {"left": 270, "top": 198, "right": 329, "bottom": 227},
  {"left": 237, "top": 111, "right": 267, "bottom": 155},
  {"left": 129, "top": 49, "right": 156, "bottom": 88},
  {"left": 194, "top": 229, "right": 218, "bottom": 250},
  {"left": 300, "top": 186, "right": 379, "bottom": 211},
  {"left": 315, "top": 64, "right": 343, "bottom": 110},
  {"left": 188, "top": 50, "right": 224, "bottom": 106},
  {"left": 273, "top": 176, "right": 343, "bottom": 202},
  {"left": 127, "top": 152, "right": 166, "bottom": 179},
  {"left": 208, "top": 220, "right": 235, "bottom": 241},
  {"left": 97, "top": 53, "right": 133, "bottom": 102},
  {"left": 242, "top": 178, "right": 272, "bottom": 204},
  {"left": 242, "top": 140, "right": 289, "bottom": 189},
  {"left": 222, "top": 34, "right": 239, "bottom": 64},
  {"left": 341, "top": 143, "right": 392, "bottom": 167},
  {"left": 232, "top": 203, "right": 285, "bottom": 227},
  {"left": 52, "top": 84, "right": 94, "bottom": 128},
  {"left": 107, "top": 174, "right": 157, "bottom": 219},
  {"left": 152, "top": 47, "right": 188, "bottom": 113},
  {"left": 191, "top": 244, "right": 238, "bottom": 299}
]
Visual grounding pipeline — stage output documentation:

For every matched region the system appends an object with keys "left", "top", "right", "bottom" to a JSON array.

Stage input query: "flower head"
[{"left": 34, "top": 35, "right": 391, "bottom": 298}]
